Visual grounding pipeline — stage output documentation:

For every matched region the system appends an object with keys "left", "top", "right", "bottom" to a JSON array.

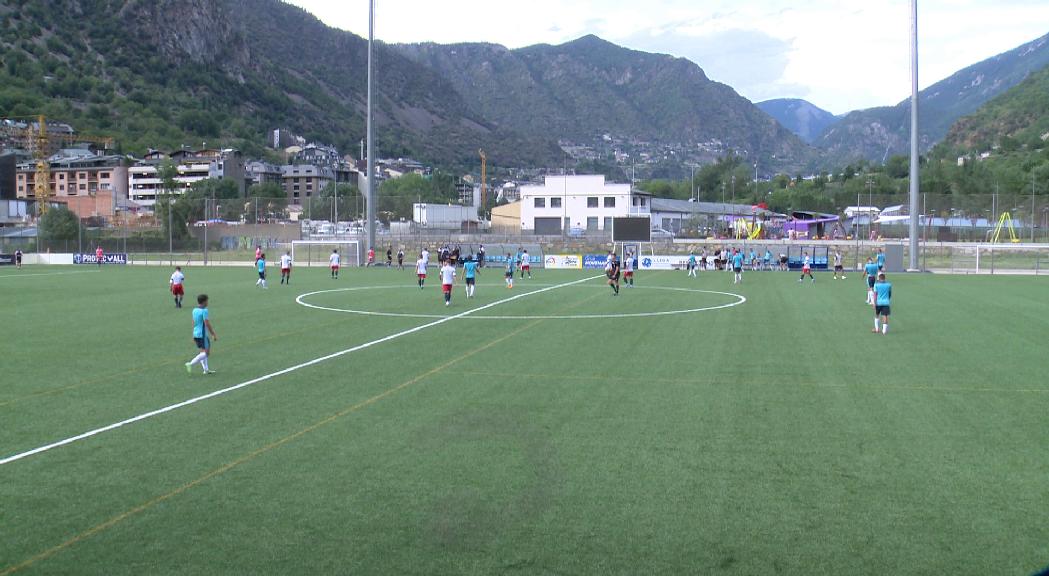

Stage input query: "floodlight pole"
[
  {"left": 365, "top": 0, "right": 376, "bottom": 257},
  {"left": 908, "top": 0, "right": 921, "bottom": 270}
]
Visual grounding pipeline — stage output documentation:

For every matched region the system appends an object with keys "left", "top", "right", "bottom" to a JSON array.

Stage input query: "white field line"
[
  {"left": 0, "top": 270, "right": 99, "bottom": 280},
  {"left": 0, "top": 275, "right": 601, "bottom": 466}
]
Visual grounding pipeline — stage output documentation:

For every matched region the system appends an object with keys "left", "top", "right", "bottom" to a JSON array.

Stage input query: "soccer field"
[{"left": 1, "top": 264, "right": 1047, "bottom": 575}]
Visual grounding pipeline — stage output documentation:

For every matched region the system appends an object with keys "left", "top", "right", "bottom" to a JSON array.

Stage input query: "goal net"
[{"left": 291, "top": 240, "right": 362, "bottom": 268}]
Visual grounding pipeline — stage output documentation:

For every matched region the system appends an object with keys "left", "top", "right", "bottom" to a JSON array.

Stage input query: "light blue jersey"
[
  {"left": 764, "top": 250, "right": 771, "bottom": 263},
  {"left": 732, "top": 253, "right": 744, "bottom": 268},
  {"left": 193, "top": 307, "right": 209, "bottom": 338},
  {"left": 865, "top": 262, "right": 879, "bottom": 278},
  {"left": 876, "top": 253, "right": 885, "bottom": 267},
  {"left": 257, "top": 258, "right": 266, "bottom": 273},
  {"left": 688, "top": 255, "right": 697, "bottom": 266},
  {"left": 874, "top": 281, "right": 892, "bottom": 305},
  {"left": 464, "top": 260, "right": 478, "bottom": 279}
]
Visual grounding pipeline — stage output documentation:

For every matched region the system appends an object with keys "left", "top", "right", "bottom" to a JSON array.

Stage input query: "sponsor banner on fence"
[
  {"left": 544, "top": 254, "right": 582, "bottom": 270},
  {"left": 583, "top": 254, "right": 609, "bottom": 269},
  {"left": 638, "top": 255, "right": 690, "bottom": 270},
  {"left": 0, "top": 254, "right": 14, "bottom": 266},
  {"left": 73, "top": 253, "right": 128, "bottom": 265}
]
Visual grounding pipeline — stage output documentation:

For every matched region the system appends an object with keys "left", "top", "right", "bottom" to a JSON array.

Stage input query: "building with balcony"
[
  {"left": 15, "top": 150, "right": 128, "bottom": 218},
  {"left": 128, "top": 149, "right": 245, "bottom": 208}
]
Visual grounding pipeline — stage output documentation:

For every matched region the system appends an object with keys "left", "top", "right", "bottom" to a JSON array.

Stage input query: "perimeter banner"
[
  {"left": 73, "top": 253, "right": 128, "bottom": 265},
  {"left": 544, "top": 254, "right": 582, "bottom": 269}
]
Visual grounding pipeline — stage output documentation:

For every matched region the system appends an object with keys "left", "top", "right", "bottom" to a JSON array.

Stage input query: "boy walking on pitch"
[
  {"left": 440, "top": 259, "right": 456, "bottom": 306},
  {"left": 463, "top": 257, "right": 479, "bottom": 298},
  {"left": 864, "top": 257, "right": 879, "bottom": 304},
  {"left": 833, "top": 249, "right": 845, "bottom": 280},
  {"left": 416, "top": 254, "right": 427, "bottom": 288},
  {"left": 329, "top": 249, "right": 340, "bottom": 279},
  {"left": 623, "top": 251, "right": 635, "bottom": 286},
  {"left": 732, "top": 249, "right": 744, "bottom": 284},
  {"left": 872, "top": 273, "right": 892, "bottom": 334},
  {"left": 397, "top": 248, "right": 404, "bottom": 270},
  {"left": 14, "top": 249, "right": 22, "bottom": 269},
  {"left": 798, "top": 251, "right": 814, "bottom": 283},
  {"left": 185, "top": 294, "right": 217, "bottom": 374},
  {"left": 255, "top": 253, "right": 268, "bottom": 288},
  {"left": 606, "top": 254, "right": 621, "bottom": 295},
  {"left": 520, "top": 249, "right": 532, "bottom": 278},
  {"left": 687, "top": 252, "right": 698, "bottom": 278},
  {"left": 95, "top": 246, "right": 104, "bottom": 267},
  {"left": 504, "top": 253, "right": 514, "bottom": 289},
  {"left": 280, "top": 251, "right": 292, "bottom": 285},
  {"left": 169, "top": 266, "right": 185, "bottom": 308}
]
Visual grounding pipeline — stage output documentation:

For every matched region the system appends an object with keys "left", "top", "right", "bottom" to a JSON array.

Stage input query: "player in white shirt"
[
  {"left": 416, "top": 255, "right": 427, "bottom": 289},
  {"left": 169, "top": 266, "right": 185, "bottom": 308},
  {"left": 421, "top": 248, "right": 430, "bottom": 268},
  {"left": 329, "top": 249, "right": 340, "bottom": 279},
  {"left": 280, "top": 251, "right": 293, "bottom": 285},
  {"left": 440, "top": 259, "right": 456, "bottom": 306}
]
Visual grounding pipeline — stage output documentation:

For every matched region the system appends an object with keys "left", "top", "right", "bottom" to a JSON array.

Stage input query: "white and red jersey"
[
  {"left": 802, "top": 256, "right": 811, "bottom": 270},
  {"left": 521, "top": 252, "right": 530, "bottom": 267},
  {"left": 329, "top": 252, "right": 341, "bottom": 267},
  {"left": 170, "top": 270, "right": 185, "bottom": 286},
  {"left": 624, "top": 256, "right": 634, "bottom": 273},
  {"left": 255, "top": 247, "right": 262, "bottom": 260},
  {"left": 421, "top": 249, "right": 430, "bottom": 266},
  {"left": 280, "top": 254, "right": 292, "bottom": 270},
  {"left": 95, "top": 247, "right": 104, "bottom": 259},
  {"left": 440, "top": 264, "right": 455, "bottom": 285},
  {"left": 416, "top": 258, "right": 427, "bottom": 276}
]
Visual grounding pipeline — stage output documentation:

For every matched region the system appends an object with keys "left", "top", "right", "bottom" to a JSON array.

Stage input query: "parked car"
[{"left": 650, "top": 227, "right": 676, "bottom": 239}]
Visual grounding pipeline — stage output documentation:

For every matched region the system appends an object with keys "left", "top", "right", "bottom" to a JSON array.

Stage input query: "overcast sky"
[{"left": 286, "top": 0, "right": 1049, "bottom": 115}]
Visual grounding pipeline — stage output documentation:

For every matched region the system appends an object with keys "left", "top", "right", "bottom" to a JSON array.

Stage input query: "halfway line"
[{"left": 0, "top": 275, "right": 600, "bottom": 466}]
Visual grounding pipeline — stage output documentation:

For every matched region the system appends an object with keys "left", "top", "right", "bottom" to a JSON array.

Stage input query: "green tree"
[{"left": 38, "top": 206, "right": 79, "bottom": 245}]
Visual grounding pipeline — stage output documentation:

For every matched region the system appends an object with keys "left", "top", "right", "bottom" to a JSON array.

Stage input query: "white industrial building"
[
  {"left": 518, "top": 175, "right": 650, "bottom": 234},
  {"left": 128, "top": 149, "right": 245, "bottom": 208}
]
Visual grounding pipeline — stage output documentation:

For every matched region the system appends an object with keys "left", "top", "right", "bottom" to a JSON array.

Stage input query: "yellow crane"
[
  {"left": 0, "top": 114, "right": 114, "bottom": 213},
  {"left": 478, "top": 148, "right": 487, "bottom": 218}
]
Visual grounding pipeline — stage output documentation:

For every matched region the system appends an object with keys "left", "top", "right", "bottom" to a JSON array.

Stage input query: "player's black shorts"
[
  {"left": 505, "top": 271, "right": 513, "bottom": 278},
  {"left": 194, "top": 336, "right": 210, "bottom": 350},
  {"left": 465, "top": 277, "right": 475, "bottom": 285},
  {"left": 608, "top": 272, "right": 620, "bottom": 281},
  {"left": 779, "top": 256, "right": 788, "bottom": 264},
  {"left": 867, "top": 276, "right": 876, "bottom": 288},
  {"left": 733, "top": 266, "right": 742, "bottom": 273},
  {"left": 258, "top": 271, "right": 266, "bottom": 280},
  {"left": 878, "top": 264, "right": 884, "bottom": 271},
  {"left": 834, "top": 265, "right": 843, "bottom": 271},
  {"left": 875, "top": 305, "right": 890, "bottom": 316}
]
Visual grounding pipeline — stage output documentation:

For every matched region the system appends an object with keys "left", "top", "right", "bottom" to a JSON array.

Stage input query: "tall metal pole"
[
  {"left": 365, "top": 0, "right": 376, "bottom": 256},
  {"left": 908, "top": 0, "right": 920, "bottom": 270}
]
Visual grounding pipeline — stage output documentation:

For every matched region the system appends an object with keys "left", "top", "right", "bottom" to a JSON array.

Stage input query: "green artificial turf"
[{"left": 1, "top": 264, "right": 1047, "bottom": 575}]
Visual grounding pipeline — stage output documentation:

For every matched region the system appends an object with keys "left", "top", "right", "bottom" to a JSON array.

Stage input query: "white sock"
[
  {"left": 874, "top": 318, "right": 880, "bottom": 330},
  {"left": 188, "top": 352, "right": 206, "bottom": 366},
  {"left": 882, "top": 323, "right": 888, "bottom": 334},
  {"left": 201, "top": 357, "right": 209, "bottom": 372}
]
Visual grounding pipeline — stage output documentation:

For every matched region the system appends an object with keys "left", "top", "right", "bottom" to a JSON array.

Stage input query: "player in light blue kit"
[
  {"left": 864, "top": 257, "right": 880, "bottom": 304},
  {"left": 255, "top": 253, "right": 268, "bottom": 289},
  {"left": 872, "top": 273, "right": 892, "bottom": 334},
  {"left": 463, "top": 257, "right": 479, "bottom": 298},
  {"left": 185, "top": 294, "right": 218, "bottom": 374},
  {"left": 687, "top": 252, "right": 698, "bottom": 278},
  {"left": 876, "top": 248, "right": 886, "bottom": 271},
  {"left": 731, "top": 249, "right": 744, "bottom": 284}
]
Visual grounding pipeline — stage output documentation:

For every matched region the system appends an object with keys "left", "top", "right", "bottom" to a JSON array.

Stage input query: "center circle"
[{"left": 295, "top": 285, "right": 746, "bottom": 320}]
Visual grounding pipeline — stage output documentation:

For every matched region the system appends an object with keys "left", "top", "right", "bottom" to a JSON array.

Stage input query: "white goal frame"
[{"left": 291, "top": 240, "right": 362, "bottom": 267}]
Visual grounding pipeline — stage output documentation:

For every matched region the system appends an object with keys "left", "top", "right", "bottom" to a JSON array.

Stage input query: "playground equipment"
[{"left": 990, "top": 212, "right": 1020, "bottom": 243}]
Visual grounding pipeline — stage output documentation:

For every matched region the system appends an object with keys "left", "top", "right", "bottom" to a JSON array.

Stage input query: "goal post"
[{"left": 291, "top": 240, "right": 362, "bottom": 267}]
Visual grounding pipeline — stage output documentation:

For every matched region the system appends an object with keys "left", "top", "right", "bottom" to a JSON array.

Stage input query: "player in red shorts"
[
  {"left": 415, "top": 253, "right": 427, "bottom": 288},
  {"left": 169, "top": 266, "right": 185, "bottom": 308},
  {"left": 329, "top": 249, "right": 340, "bottom": 279},
  {"left": 439, "top": 258, "right": 456, "bottom": 306},
  {"left": 280, "top": 251, "right": 293, "bottom": 285},
  {"left": 367, "top": 248, "right": 375, "bottom": 266},
  {"left": 95, "top": 246, "right": 104, "bottom": 267},
  {"left": 623, "top": 250, "right": 635, "bottom": 287}
]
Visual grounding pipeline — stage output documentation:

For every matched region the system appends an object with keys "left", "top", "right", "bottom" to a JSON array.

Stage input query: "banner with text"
[
  {"left": 73, "top": 253, "right": 128, "bottom": 265},
  {"left": 638, "top": 255, "right": 690, "bottom": 270},
  {"left": 583, "top": 254, "right": 610, "bottom": 270},
  {"left": 544, "top": 254, "right": 582, "bottom": 270}
]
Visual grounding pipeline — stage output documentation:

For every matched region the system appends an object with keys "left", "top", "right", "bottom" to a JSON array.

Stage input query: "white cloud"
[{"left": 285, "top": 0, "right": 1049, "bottom": 114}]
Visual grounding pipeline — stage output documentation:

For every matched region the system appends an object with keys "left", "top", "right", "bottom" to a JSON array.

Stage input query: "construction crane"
[
  {"left": 478, "top": 148, "right": 487, "bottom": 219},
  {"left": 0, "top": 114, "right": 114, "bottom": 213}
]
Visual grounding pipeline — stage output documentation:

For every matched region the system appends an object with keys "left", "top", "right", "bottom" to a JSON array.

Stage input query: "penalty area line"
[{"left": 0, "top": 275, "right": 602, "bottom": 467}]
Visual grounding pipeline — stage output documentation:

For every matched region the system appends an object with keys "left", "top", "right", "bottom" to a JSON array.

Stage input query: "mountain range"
[
  {"left": 816, "top": 32, "right": 1049, "bottom": 164},
  {"left": 0, "top": 0, "right": 1046, "bottom": 176},
  {"left": 755, "top": 99, "right": 838, "bottom": 145}
]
